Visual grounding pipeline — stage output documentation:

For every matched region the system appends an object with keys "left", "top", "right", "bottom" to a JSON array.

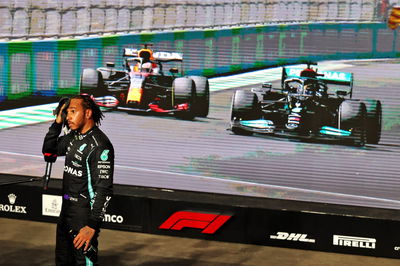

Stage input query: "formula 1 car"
[
  {"left": 230, "top": 62, "right": 382, "bottom": 146},
  {"left": 79, "top": 45, "right": 209, "bottom": 119}
]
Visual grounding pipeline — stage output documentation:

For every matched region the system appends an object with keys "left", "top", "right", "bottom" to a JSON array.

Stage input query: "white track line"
[{"left": 1, "top": 150, "right": 399, "bottom": 205}]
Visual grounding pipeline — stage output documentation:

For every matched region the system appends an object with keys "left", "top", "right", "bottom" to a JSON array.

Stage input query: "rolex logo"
[
  {"left": 8, "top": 193, "right": 16, "bottom": 204},
  {"left": 0, "top": 193, "right": 27, "bottom": 214}
]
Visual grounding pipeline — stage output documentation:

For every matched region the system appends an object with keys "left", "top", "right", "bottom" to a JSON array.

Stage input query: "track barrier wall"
[
  {"left": 0, "top": 22, "right": 399, "bottom": 104},
  {"left": 1, "top": 177, "right": 400, "bottom": 259}
]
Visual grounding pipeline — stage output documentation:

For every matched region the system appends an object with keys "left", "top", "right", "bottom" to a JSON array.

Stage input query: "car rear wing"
[
  {"left": 282, "top": 67, "right": 354, "bottom": 98},
  {"left": 123, "top": 48, "right": 139, "bottom": 57},
  {"left": 123, "top": 48, "right": 183, "bottom": 62}
]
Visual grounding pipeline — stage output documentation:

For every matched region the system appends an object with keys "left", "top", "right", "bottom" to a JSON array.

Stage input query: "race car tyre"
[
  {"left": 173, "top": 77, "right": 196, "bottom": 120},
  {"left": 364, "top": 99, "right": 382, "bottom": 144},
  {"left": 189, "top": 76, "right": 210, "bottom": 117},
  {"left": 80, "top": 68, "right": 104, "bottom": 96},
  {"left": 339, "top": 100, "right": 367, "bottom": 147},
  {"left": 230, "top": 90, "right": 259, "bottom": 136}
]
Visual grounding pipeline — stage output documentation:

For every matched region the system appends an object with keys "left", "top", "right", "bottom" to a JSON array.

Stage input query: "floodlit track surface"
[{"left": 0, "top": 59, "right": 399, "bottom": 210}]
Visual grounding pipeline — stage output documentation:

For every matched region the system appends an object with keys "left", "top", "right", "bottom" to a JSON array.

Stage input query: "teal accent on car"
[
  {"left": 320, "top": 126, "right": 351, "bottom": 136},
  {"left": 285, "top": 68, "right": 353, "bottom": 83},
  {"left": 240, "top": 119, "right": 274, "bottom": 128}
]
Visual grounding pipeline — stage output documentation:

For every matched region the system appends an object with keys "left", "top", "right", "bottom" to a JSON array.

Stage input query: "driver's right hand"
[{"left": 55, "top": 102, "right": 68, "bottom": 124}]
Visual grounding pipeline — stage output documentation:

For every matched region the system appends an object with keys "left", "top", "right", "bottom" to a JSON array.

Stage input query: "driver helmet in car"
[
  {"left": 141, "top": 62, "right": 153, "bottom": 72},
  {"left": 303, "top": 83, "right": 317, "bottom": 95},
  {"left": 300, "top": 68, "right": 318, "bottom": 78}
]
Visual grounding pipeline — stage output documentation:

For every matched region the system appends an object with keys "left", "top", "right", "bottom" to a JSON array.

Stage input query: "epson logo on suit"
[
  {"left": 0, "top": 193, "right": 27, "bottom": 214},
  {"left": 333, "top": 235, "right": 376, "bottom": 249}
]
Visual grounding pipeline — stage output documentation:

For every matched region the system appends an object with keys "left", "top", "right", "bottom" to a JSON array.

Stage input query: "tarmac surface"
[{"left": 0, "top": 217, "right": 399, "bottom": 266}]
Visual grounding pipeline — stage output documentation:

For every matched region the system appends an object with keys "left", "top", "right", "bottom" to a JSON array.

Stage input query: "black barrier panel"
[
  {"left": 0, "top": 179, "right": 150, "bottom": 233},
  {"left": 150, "top": 200, "right": 400, "bottom": 259},
  {"left": 244, "top": 208, "right": 400, "bottom": 258},
  {"left": 1, "top": 174, "right": 400, "bottom": 259},
  {"left": 148, "top": 197, "right": 247, "bottom": 243},
  {"left": 0, "top": 184, "right": 39, "bottom": 220},
  {"left": 101, "top": 194, "right": 149, "bottom": 232}
]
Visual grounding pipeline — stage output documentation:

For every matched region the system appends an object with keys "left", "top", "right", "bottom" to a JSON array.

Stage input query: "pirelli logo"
[
  {"left": 159, "top": 211, "right": 232, "bottom": 234},
  {"left": 333, "top": 235, "right": 376, "bottom": 249}
]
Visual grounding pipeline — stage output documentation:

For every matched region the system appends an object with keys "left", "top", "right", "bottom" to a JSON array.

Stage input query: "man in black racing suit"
[{"left": 43, "top": 95, "right": 114, "bottom": 266}]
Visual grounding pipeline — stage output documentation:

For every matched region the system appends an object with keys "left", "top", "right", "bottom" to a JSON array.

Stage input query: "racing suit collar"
[{"left": 74, "top": 126, "right": 96, "bottom": 140}]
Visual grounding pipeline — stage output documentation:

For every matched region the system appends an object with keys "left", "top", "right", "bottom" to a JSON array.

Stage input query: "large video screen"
[{"left": 0, "top": 26, "right": 399, "bottom": 211}]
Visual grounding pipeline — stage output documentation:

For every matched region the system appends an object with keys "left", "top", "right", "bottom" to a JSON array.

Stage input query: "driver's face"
[{"left": 66, "top": 99, "right": 88, "bottom": 132}]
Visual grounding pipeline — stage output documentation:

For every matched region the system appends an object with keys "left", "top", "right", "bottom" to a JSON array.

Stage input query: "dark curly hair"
[{"left": 71, "top": 95, "right": 104, "bottom": 126}]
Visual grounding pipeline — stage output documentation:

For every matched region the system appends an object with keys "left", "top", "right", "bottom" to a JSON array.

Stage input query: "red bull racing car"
[
  {"left": 230, "top": 62, "right": 382, "bottom": 146},
  {"left": 80, "top": 45, "right": 209, "bottom": 119}
]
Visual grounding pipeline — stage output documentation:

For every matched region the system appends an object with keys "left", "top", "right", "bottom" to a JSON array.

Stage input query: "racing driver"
[{"left": 42, "top": 95, "right": 114, "bottom": 265}]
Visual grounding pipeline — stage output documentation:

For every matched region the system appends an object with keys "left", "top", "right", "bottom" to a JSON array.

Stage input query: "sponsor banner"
[
  {"left": 333, "top": 235, "right": 376, "bottom": 249},
  {"left": 0, "top": 179, "right": 147, "bottom": 232},
  {"left": 270, "top": 232, "right": 316, "bottom": 243},
  {"left": 103, "top": 213, "right": 124, "bottom": 224},
  {"left": 0, "top": 193, "right": 28, "bottom": 214},
  {"left": 100, "top": 194, "right": 147, "bottom": 232},
  {"left": 159, "top": 210, "right": 232, "bottom": 234},
  {"left": 42, "top": 194, "right": 62, "bottom": 217},
  {"left": 150, "top": 199, "right": 245, "bottom": 241},
  {"left": 0, "top": 185, "right": 54, "bottom": 222},
  {"left": 2, "top": 176, "right": 400, "bottom": 259}
]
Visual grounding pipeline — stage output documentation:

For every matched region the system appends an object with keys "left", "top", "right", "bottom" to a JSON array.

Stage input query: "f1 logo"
[{"left": 159, "top": 210, "right": 232, "bottom": 234}]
